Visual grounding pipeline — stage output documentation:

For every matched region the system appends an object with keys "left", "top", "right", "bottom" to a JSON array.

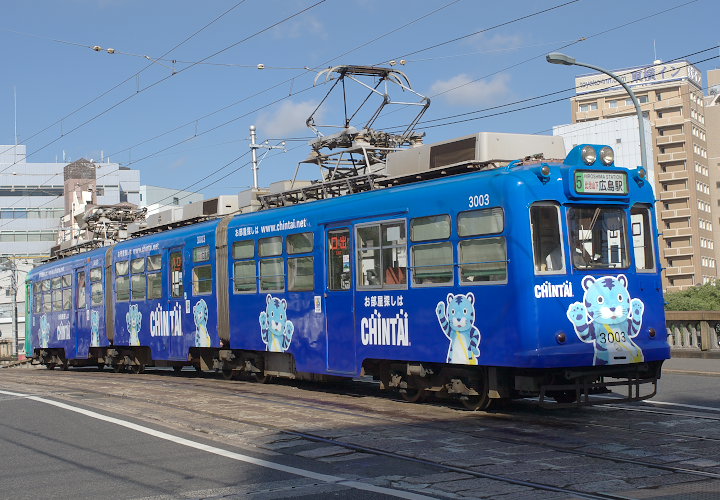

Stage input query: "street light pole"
[{"left": 546, "top": 52, "right": 648, "bottom": 169}]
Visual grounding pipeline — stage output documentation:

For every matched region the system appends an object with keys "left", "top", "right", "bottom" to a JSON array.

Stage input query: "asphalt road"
[
  {"left": 0, "top": 393, "right": 400, "bottom": 500},
  {"left": 654, "top": 357, "right": 720, "bottom": 410}
]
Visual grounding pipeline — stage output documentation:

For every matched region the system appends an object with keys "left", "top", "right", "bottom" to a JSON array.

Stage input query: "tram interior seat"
[{"left": 385, "top": 266, "right": 406, "bottom": 285}]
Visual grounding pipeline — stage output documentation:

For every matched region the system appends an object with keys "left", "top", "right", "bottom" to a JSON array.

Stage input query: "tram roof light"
[{"left": 546, "top": 52, "right": 576, "bottom": 65}]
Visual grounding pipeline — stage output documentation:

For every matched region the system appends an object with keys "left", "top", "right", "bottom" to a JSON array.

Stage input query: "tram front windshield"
[{"left": 567, "top": 206, "right": 629, "bottom": 270}]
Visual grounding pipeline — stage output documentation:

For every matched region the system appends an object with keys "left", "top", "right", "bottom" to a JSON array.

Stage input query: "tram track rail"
[
  {"left": 4, "top": 368, "right": 720, "bottom": 497},
  {"left": 1, "top": 369, "right": 640, "bottom": 500}
]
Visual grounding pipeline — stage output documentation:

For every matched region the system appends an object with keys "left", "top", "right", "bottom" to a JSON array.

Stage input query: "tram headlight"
[
  {"left": 581, "top": 145, "right": 597, "bottom": 165},
  {"left": 599, "top": 146, "right": 614, "bottom": 166}
]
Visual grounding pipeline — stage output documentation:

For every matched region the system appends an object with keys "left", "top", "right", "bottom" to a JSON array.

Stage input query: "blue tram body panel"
[
  {"left": 27, "top": 141, "right": 670, "bottom": 396},
  {"left": 111, "top": 220, "right": 222, "bottom": 361}
]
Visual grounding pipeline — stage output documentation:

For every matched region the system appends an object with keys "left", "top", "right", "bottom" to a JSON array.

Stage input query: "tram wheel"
[
  {"left": 61, "top": 362, "right": 69, "bottom": 371},
  {"left": 193, "top": 363, "right": 202, "bottom": 374},
  {"left": 400, "top": 387, "right": 426, "bottom": 403},
  {"left": 461, "top": 368, "right": 492, "bottom": 411},
  {"left": 550, "top": 390, "right": 577, "bottom": 404},
  {"left": 45, "top": 363, "right": 56, "bottom": 370},
  {"left": 172, "top": 366, "right": 183, "bottom": 375},
  {"left": 252, "top": 372, "right": 272, "bottom": 384},
  {"left": 97, "top": 363, "right": 105, "bottom": 371},
  {"left": 130, "top": 364, "right": 145, "bottom": 375},
  {"left": 112, "top": 364, "right": 125, "bottom": 373}
]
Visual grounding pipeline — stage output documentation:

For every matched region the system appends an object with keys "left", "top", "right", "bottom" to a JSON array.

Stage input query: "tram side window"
[
  {"left": 42, "top": 279, "right": 51, "bottom": 312},
  {"left": 259, "top": 236, "right": 284, "bottom": 292},
  {"left": 233, "top": 240, "right": 256, "bottom": 294},
  {"left": 131, "top": 257, "right": 146, "bottom": 300},
  {"left": 328, "top": 229, "right": 351, "bottom": 291},
  {"left": 170, "top": 251, "right": 184, "bottom": 298},
  {"left": 147, "top": 255, "right": 163, "bottom": 300},
  {"left": 631, "top": 205, "right": 656, "bottom": 271},
  {"left": 288, "top": 232, "right": 314, "bottom": 292},
  {"left": 77, "top": 271, "right": 87, "bottom": 309},
  {"left": 530, "top": 204, "right": 565, "bottom": 273},
  {"left": 193, "top": 265, "right": 213, "bottom": 295},
  {"left": 90, "top": 267, "right": 103, "bottom": 306},
  {"left": 411, "top": 215, "right": 453, "bottom": 286},
  {"left": 357, "top": 221, "right": 407, "bottom": 289},
  {"left": 459, "top": 237, "right": 507, "bottom": 283},
  {"left": 116, "top": 260, "right": 130, "bottom": 302},
  {"left": 458, "top": 208, "right": 504, "bottom": 237}
]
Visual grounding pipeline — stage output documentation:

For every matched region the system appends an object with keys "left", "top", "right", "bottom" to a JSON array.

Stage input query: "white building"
[
  {"left": 553, "top": 115, "right": 655, "bottom": 189},
  {"left": 0, "top": 145, "right": 140, "bottom": 358}
]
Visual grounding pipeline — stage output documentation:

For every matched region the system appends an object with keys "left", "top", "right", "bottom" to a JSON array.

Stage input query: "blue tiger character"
[
  {"left": 38, "top": 314, "right": 50, "bottom": 349},
  {"left": 90, "top": 310, "right": 100, "bottom": 347},
  {"left": 259, "top": 294, "right": 294, "bottom": 352},
  {"left": 126, "top": 304, "right": 142, "bottom": 346},
  {"left": 435, "top": 292, "right": 481, "bottom": 365},
  {"left": 193, "top": 299, "right": 211, "bottom": 347},
  {"left": 566, "top": 274, "right": 644, "bottom": 366}
]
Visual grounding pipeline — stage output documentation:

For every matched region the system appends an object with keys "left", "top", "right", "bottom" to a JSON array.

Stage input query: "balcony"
[
  {"left": 663, "top": 245, "right": 694, "bottom": 258},
  {"left": 662, "top": 226, "right": 693, "bottom": 238},
  {"left": 664, "top": 265, "right": 696, "bottom": 277},
  {"left": 657, "top": 170, "right": 688, "bottom": 182},
  {"left": 655, "top": 116, "right": 684, "bottom": 128},
  {"left": 658, "top": 189, "right": 690, "bottom": 201},
  {"left": 654, "top": 97, "right": 683, "bottom": 110},
  {"left": 657, "top": 151, "right": 688, "bottom": 163},
  {"left": 660, "top": 208, "right": 691, "bottom": 220},
  {"left": 656, "top": 134, "right": 685, "bottom": 146}
]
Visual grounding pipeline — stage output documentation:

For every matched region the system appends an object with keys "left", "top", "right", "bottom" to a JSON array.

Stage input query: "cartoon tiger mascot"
[
  {"left": 435, "top": 292, "right": 481, "bottom": 365},
  {"left": 259, "top": 294, "right": 294, "bottom": 352}
]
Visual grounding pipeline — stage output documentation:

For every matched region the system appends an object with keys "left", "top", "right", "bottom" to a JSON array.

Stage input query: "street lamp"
[{"left": 546, "top": 52, "right": 648, "bottom": 170}]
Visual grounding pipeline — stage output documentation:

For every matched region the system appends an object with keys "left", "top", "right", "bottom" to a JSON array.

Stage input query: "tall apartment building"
[
  {"left": 705, "top": 69, "right": 720, "bottom": 264},
  {"left": 570, "top": 61, "right": 713, "bottom": 291}
]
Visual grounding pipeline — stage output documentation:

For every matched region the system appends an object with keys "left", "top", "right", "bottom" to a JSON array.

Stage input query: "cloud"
[
  {"left": 272, "top": 15, "right": 326, "bottom": 39},
  {"left": 255, "top": 100, "right": 319, "bottom": 138},
  {"left": 464, "top": 32, "right": 524, "bottom": 52},
  {"left": 429, "top": 73, "right": 512, "bottom": 107}
]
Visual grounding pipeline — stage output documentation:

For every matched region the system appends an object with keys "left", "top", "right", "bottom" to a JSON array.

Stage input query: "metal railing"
[{"left": 666, "top": 311, "right": 720, "bottom": 356}]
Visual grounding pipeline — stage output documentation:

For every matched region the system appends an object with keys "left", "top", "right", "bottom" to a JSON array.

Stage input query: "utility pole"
[
  {"left": 0, "top": 258, "right": 19, "bottom": 359},
  {"left": 248, "top": 125, "right": 285, "bottom": 190}
]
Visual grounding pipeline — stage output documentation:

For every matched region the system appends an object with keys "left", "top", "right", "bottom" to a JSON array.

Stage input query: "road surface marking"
[{"left": 0, "top": 389, "right": 435, "bottom": 500}]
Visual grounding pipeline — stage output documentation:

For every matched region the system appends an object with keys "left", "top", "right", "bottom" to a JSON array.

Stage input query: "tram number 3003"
[{"left": 468, "top": 194, "right": 490, "bottom": 208}]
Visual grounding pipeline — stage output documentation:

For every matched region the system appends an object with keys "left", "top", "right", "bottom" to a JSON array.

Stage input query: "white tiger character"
[
  {"left": 90, "top": 310, "right": 100, "bottom": 347},
  {"left": 566, "top": 274, "right": 644, "bottom": 366},
  {"left": 193, "top": 299, "right": 211, "bottom": 347},
  {"left": 38, "top": 314, "right": 50, "bottom": 349},
  {"left": 435, "top": 292, "right": 481, "bottom": 365},
  {"left": 259, "top": 294, "right": 294, "bottom": 352},
  {"left": 126, "top": 304, "right": 142, "bottom": 346}
]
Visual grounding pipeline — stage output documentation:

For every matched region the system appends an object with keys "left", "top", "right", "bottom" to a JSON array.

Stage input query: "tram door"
[
  {"left": 74, "top": 267, "right": 89, "bottom": 358},
  {"left": 325, "top": 228, "right": 356, "bottom": 373},
  {"left": 168, "top": 247, "right": 186, "bottom": 359}
]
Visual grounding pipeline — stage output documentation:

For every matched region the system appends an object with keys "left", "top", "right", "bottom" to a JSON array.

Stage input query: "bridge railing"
[{"left": 666, "top": 311, "right": 720, "bottom": 356}]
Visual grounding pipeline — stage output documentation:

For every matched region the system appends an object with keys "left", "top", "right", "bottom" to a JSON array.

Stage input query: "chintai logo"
[
  {"left": 360, "top": 309, "right": 410, "bottom": 346},
  {"left": 535, "top": 281, "right": 574, "bottom": 299},
  {"left": 56, "top": 323, "right": 71, "bottom": 341},
  {"left": 150, "top": 303, "right": 184, "bottom": 337}
]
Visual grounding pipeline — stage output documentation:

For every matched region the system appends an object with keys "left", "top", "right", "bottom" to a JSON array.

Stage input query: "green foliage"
[{"left": 665, "top": 282, "right": 720, "bottom": 311}]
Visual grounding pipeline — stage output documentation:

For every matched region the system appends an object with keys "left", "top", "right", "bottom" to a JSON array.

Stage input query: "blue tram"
[{"left": 27, "top": 132, "right": 670, "bottom": 408}]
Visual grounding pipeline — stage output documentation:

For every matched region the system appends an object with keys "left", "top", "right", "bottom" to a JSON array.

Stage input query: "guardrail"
[{"left": 666, "top": 311, "right": 720, "bottom": 357}]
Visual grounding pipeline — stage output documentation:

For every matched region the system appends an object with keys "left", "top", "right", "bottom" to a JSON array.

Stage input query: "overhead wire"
[
  {"left": 0, "top": 0, "right": 249, "bottom": 160},
  {"left": 0, "top": 0, "right": 327, "bottom": 175}
]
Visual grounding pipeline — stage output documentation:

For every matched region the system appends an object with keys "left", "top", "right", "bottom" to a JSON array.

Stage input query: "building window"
[{"left": 579, "top": 102, "right": 598, "bottom": 112}]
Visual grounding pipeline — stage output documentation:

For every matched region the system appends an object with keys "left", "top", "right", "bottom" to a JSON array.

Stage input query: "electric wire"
[
  {"left": 0, "top": 0, "right": 326, "bottom": 174},
  {"left": 0, "top": 0, "right": 249, "bottom": 159}
]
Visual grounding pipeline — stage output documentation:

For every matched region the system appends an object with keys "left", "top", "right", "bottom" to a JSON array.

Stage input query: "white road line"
[
  {"left": 643, "top": 399, "right": 720, "bottom": 413},
  {"left": 0, "top": 389, "right": 435, "bottom": 500}
]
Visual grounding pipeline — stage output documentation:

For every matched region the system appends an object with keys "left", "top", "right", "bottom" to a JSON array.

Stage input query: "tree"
[{"left": 665, "top": 282, "right": 720, "bottom": 311}]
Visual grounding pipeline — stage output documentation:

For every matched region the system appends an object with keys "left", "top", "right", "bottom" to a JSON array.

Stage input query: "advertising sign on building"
[{"left": 575, "top": 60, "right": 702, "bottom": 95}]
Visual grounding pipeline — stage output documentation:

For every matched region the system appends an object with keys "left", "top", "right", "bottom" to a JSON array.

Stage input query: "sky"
[{"left": 1, "top": 0, "right": 718, "bottom": 199}]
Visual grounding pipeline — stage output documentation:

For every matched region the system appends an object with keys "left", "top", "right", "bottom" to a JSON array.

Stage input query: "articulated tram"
[{"left": 28, "top": 132, "right": 669, "bottom": 409}]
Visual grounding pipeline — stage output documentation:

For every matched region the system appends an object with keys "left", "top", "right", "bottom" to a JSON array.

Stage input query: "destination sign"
[{"left": 575, "top": 170, "right": 628, "bottom": 195}]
